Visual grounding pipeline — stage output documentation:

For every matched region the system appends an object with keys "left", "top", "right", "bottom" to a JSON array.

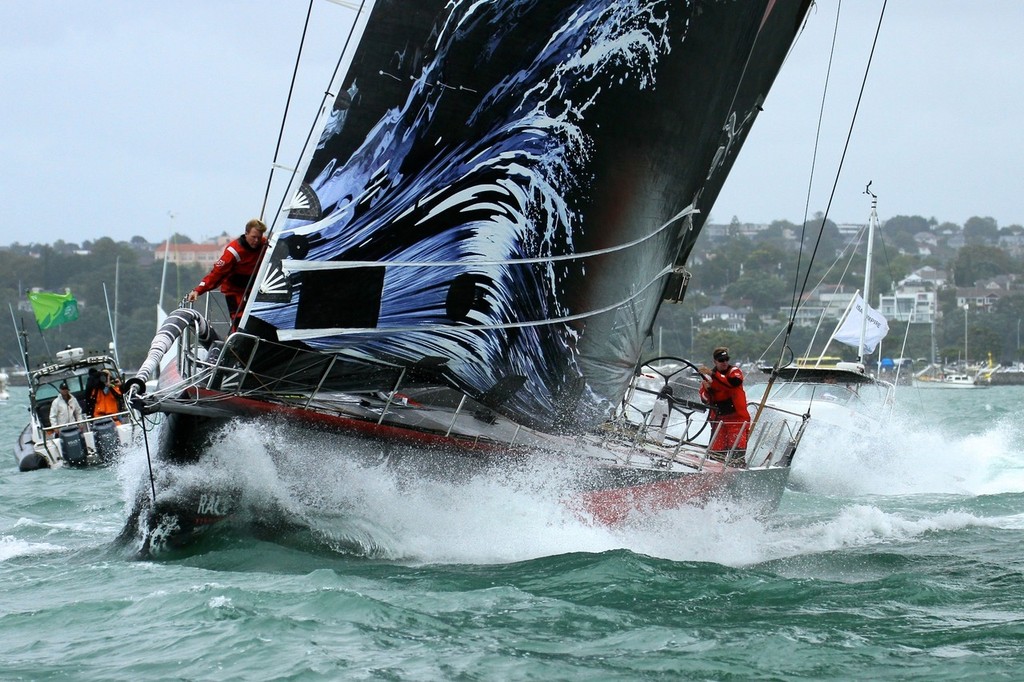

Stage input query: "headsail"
[{"left": 244, "top": 0, "right": 812, "bottom": 431}]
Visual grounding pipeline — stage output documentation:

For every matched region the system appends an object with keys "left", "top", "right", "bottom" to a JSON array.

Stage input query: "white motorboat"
[
  {"left": 911, "top": 371, "right": 985, "bottom": 389},
  {"left": 13, "top": 347, "right": 138, "bottom": 471}
]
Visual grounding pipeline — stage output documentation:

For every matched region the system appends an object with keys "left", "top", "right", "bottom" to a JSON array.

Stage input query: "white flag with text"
[{"left": 832, "top": 294, "right": 889, "bottom": 353}]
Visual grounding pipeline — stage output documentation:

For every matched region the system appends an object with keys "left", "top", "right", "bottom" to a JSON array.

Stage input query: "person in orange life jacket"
[
  {"left": 90, "top": 370, "right": 123, "bottom": 424},
  {"left": 186, "top": 218, "right": 268, "bottom": 329},
  {"left": 698, "top": 346, "right": 750, "bottom": 458},
  {"left": 82, "top": 367, "right": 101, "bottom": 417}
]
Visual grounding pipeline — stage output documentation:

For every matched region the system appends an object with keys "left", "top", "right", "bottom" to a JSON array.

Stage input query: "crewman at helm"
[{"left": 698, "top": 346, "right": 750, "bottom": 463}]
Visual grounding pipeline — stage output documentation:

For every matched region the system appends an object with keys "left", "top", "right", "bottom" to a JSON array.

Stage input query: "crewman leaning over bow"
[
  {"left": 187, "top": 218, "right": 268, "bottom": 330},
  {"left": 698, "top": 346, "right": 750, "bottom": 464}
]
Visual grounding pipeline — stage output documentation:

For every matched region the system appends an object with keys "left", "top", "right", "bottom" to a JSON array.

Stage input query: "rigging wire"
[
  {"left": 238, "top": 0, "right": 368, "bottom": 333},
  {"left": 786, "top": 0, "right": 888, "bottom": 343},
  {"left": 260, "top": 0, "right": 316, "bottom": 223},
  {"left": 769, "top": 0, "right": 889, "bottom": 366},
  {"left": 269, "top": 0, "right": 370, "bottom": 236},
  {"left": 787, "top": 0, "right": 843, "bottom": 318},
  {"left": 751, "top": 0, "right": 888, "bottom": 429}
]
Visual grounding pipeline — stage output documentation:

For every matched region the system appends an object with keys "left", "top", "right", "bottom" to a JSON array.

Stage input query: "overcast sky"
[{"left": 2, "top": 1, "right": 1022, "bottom": 248}]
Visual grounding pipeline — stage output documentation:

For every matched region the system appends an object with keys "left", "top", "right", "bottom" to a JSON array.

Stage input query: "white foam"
[
  {"left": 113, "top": 402, "right": 1024, "bottom": 568},
  {"left": 0, "top": 534, "right": 64, "bottom": 561},
  {"left": 790, "top": 402, "right": 1024, "bottom": 497}
]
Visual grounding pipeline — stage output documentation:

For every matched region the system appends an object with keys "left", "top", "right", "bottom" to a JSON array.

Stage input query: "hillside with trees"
[
  {"left": 4, "top": 212, "right": 1024, "bottom": 375},
  {"left": 650, "top": 212, "right": 1024, "bottom": 368},
  {"left": 1, "top": 236, "right": 211, "bottom": 370}
]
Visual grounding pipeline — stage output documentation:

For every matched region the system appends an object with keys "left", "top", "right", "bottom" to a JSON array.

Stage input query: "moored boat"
[
  {"left": 911, "top": 371, "right": 985, "bottom": 389},
  {"left": 119, "top": 0, "right": 815, "bottom": 555},
  {"left": 978, "top": 364, "right": 1024, "bottom": 386}
]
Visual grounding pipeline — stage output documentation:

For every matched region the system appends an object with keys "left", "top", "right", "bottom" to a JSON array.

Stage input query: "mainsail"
[{"left": 243, "top": 0, "right": 812, "bottom": 431}]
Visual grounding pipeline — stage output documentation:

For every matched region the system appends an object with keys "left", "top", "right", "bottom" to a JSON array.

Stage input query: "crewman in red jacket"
[
  {"left": 187, "top": 219, "right": 268, "bottom": 329},
  {"left": 698, "top": 346, "right": 750, "bottom": 463}
]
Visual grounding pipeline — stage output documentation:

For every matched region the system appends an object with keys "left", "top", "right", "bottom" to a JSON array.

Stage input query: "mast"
[
  {"left": 103, "top": 282, "right": 120, "bottom": 367},
  {"left": 114, "top": 256, "right": 120, "bottom": 351},
  {"left": 930, "top": 306, "right": 937, "bottom": 366},
  {"left": 859, "top": 184, "right": 879, "bottom": 363}
]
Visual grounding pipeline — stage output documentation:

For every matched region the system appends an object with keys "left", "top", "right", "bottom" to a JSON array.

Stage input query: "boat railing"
[
  {"left": 244, "top": 335, "right": 352, "bottom": 399},
  {"left": 172, "top": 327, "right": 415, "bottom": 419},
  {"left": 745, "top": 404, "right": 807, "bottom": 468},
  {"left": 37, "top": 410, "right": 133, "bottom": 432},
  {"left": 606, "top": 396, "right": 805, "bottom": 470},
  {"left": 682, "top": 403, "right": 805, "bottom": 470},
  {"left": 163, "top": 322, "right": 808, "bottom": 469}
]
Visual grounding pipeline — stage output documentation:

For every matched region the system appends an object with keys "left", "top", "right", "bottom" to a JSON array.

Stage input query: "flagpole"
[
  {"left": 114, "top": 256, "right": 120, "bottom": 354},
  {"left": 103, "top": 283, "right": 120, "bottom": 368},
  {"left": 158, "top": 231, "right": 171, "bottom": 330},
  {"left": 9, "top": 304, "right": 31, "bottom": 381}
]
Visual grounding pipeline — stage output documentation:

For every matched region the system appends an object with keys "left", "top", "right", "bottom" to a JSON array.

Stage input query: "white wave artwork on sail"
[{"left": 250, "top": 0, "right": 689, "bottom": 427}]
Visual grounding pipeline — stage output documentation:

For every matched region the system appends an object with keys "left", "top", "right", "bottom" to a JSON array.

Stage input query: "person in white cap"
[{"left": 49, "top": 381, "right": 83, "bottom": 434}]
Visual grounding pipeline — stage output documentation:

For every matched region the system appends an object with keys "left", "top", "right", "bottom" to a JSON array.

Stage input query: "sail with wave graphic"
[{"left": 243, "top": 0, "right": 811, "bottom": 431}]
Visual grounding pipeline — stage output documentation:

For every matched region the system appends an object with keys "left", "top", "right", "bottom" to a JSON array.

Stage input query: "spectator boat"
[{"left": 13, "top": 346, "right": 136, "bottom": 471}]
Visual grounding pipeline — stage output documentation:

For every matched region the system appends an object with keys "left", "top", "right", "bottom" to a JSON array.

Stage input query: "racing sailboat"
[{"left": 121, "top": 0, "right": 814, "bottom": 554}]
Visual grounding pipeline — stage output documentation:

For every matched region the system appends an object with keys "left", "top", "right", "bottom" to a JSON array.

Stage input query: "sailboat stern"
[{"left": 574, "top": 464, "right": 792, "bottom": 526}]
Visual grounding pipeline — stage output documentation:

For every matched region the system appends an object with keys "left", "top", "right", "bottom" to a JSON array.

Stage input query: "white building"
[
  {"left": 878, "top": 288, "right": 936, "bottom": 323},
  {"left": 697, "top": 305, "right": 747, "bottom": 332}
]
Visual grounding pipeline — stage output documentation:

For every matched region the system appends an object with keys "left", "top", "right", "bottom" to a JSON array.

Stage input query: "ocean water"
[{"left": 2, "top": 385, "right": 1023, "bottom": 680}]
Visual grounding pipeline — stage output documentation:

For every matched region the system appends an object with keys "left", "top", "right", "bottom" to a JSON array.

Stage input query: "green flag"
[{"left": 28, "top": 290, "right": 80, "bottom": 330}]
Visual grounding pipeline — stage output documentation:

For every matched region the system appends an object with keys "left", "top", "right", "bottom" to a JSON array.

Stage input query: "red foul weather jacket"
[
  {"left": 699, "top": 364, "right": 751, "bottom": 451},
  {"left": 194, "top": 235, "right": 268, "bottom": 298}
]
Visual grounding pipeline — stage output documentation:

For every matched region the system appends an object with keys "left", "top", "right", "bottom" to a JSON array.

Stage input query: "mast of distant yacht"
[{"left": 858, "top": 184, "right": 879, "bottom": 364}]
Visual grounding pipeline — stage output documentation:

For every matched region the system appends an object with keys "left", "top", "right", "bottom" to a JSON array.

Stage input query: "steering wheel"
[{"left": 625, "top": 355, "right": 710, "bottom": 443}]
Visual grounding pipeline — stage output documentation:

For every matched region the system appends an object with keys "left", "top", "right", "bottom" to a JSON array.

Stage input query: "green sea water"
[{"left": 2, "top": 385, "right": 1023, "bottom": 680}]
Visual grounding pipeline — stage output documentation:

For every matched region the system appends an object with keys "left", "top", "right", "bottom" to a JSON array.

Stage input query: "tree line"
[
  {"left": 649, "top": 214, "right": 1024, "bottom": 366},
  {"left": 1, "top": 237, "right": 212, "bottom": 370},
  {"left": 4, "top": 216, "right": 1023, "bottom": 373}
]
